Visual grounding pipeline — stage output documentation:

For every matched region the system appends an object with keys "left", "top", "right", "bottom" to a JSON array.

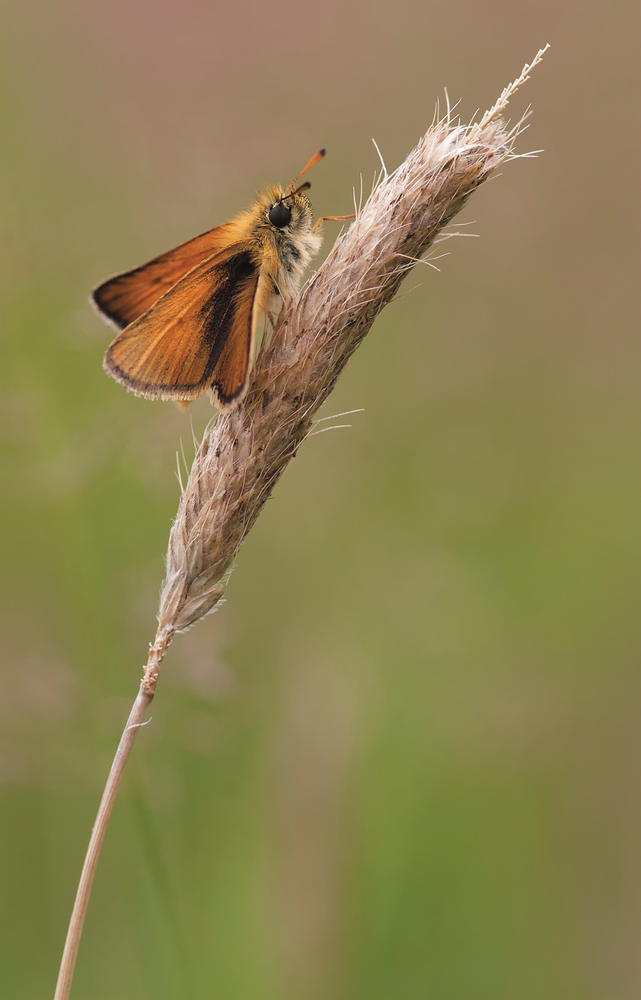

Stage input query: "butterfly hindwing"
[
  {"left": 103, "top": 241, "right": 261, "bottom": 402},
  {"left": 211, "top": 278, "right": 260, "bottom": 409},
  {"left": 92, "top": 224, "right": 235, "bottom": 330}
]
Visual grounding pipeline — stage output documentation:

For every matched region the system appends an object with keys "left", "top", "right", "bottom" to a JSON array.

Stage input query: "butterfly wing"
[
  {"left": 93, "top": 224, "right": 235, "bottom": 329},
  {"left": 103, "top": 240, "right": 262, "bottom": 407}
]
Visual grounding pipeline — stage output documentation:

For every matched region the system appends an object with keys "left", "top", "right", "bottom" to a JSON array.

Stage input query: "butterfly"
[{"left": 93, "top": 150, "right": 350, "bottom": 411}]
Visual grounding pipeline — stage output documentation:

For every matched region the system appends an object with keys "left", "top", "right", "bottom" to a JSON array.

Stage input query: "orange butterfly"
[{"left": 93, "top": 150, "right": 349, "bottom": 410}]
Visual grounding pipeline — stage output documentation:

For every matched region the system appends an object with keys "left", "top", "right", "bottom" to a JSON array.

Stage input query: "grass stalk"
[{"left": 53, "top": 46, "right": 547, "bottom": 999}]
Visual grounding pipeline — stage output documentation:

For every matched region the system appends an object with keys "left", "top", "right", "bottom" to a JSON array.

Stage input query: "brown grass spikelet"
[{"left": 155, "top": 46, "right": 548, "bottom": 648}]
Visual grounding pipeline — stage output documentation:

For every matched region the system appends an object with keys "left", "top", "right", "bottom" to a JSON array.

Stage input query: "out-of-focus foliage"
[{"left": 0, "top": 2, "right": 638, "bottom": 998}]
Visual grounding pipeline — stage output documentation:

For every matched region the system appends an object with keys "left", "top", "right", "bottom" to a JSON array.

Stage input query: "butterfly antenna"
[
  {"left": 289, "top": 149, "right": 326, "bottom": 187},
  {"left": 279, "top": 149, "right": 325, "bottom": 205},
  {"left": 280, "top": 181, "right": 311, "bottom": 205}
]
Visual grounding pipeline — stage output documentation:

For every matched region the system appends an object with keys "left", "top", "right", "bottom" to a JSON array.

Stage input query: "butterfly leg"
[{"left": 312, "top": 214, "right": 355, "bottom": 233}]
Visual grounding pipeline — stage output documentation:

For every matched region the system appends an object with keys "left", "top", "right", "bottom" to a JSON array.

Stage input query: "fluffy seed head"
[{"left": 157, "top": 49, "right": 548, "bottom": 636}]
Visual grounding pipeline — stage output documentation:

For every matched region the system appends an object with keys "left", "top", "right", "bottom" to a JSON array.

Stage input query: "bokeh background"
[{"left": 0, "top": 1, "right": 638, "bottom": 998}]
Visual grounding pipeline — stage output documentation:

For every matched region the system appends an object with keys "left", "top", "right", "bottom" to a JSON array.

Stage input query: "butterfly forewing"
[
  {"left": 93, "top": 224, "right": 235, "bottom": 329},
  {"left": 103, "top": 241, "right": 261, "bottom": 402}
]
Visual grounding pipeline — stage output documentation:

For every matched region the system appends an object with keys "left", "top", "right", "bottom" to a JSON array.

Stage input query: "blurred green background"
[{"left": 0, "top": 1, "right": 638, "bottom": 998}]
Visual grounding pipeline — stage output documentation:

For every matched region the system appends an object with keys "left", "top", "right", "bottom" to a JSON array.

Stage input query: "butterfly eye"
[{"left": 268, "top": 203, "right": 292, "bottom": 228}]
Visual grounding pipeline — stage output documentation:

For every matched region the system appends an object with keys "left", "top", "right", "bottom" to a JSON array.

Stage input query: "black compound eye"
[{"left": 268, "top": 203, "right": 291, "bottom": 228}]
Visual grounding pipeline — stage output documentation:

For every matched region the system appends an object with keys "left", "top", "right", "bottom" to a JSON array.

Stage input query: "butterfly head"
[{"left": 262, "top": 183, "right": 314, "bottom": 238}]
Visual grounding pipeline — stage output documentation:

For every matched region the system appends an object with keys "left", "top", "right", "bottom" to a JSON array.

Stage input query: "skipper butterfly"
[{"left": 93, "top": 150, "right": 350, "bottom": 410}]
